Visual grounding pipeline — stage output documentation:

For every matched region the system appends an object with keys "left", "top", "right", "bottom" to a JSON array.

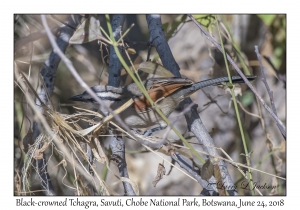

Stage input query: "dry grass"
[{"left": 14, "top": 14, "right": 286, "bottom": 196}]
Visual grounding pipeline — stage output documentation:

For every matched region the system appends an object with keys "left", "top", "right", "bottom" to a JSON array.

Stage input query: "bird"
[{"left": 69, "top": 75, "right": 256, "bottom": 136}]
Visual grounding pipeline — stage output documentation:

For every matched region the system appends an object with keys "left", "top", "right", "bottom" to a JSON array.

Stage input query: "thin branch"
[
  {"left": 136, "top": 137, "right": 167, "bottom": 150},
  {"left": 161, "top": 102, "right": 196, "bottom": 141},
  {"left": 263, "top": 55, "right": 286, "bottom": 87},
  {"left": 255, "top": 46, "right": 285, "bottom": 139},
  {"left": 255, "top": 46, "right": 277, "bottom": 116},
  {"left": 14, "top": 27, "right": 60, "bottom": 52},
  {"left": 118, "top": 124, "right": 285, "bottom": 189},
  {"left": 73, "top": 45, "right": 97, "bottom": 75},
  {"left": 201, "top": 90, "right": 228, "bottom": 114},
  {"left": 124, "top": 40, "right": 152, "bottom": 47},
  {"left": 110, "top": 124, "right": 220, "bottom": 187},
  {"left": 146, "top": 14, "right": 238, "bottom": 196},
  {"left": 188, "top": 14, "right": 286, "bottom": 139}
]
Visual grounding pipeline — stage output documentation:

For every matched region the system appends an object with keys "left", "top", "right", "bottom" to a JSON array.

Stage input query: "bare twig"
[
  {"left": 161, "top": 102, "right": 196, "bottom": 141},
  {"left": 14, "top": 27, "right": 60, "bottom": 52},
  {"left": 263, "top": 55, "right": 286, "bottom": 87},
  {"left": 188, "top": 14, "right": 286, "bottom": 139},
  {"left": 201, "top": 90, "right": 228, "bottom": 114},
  {"left": 73, "top": 45, "right": 97, "bottom": 75},
  {"left": 255, "top": 46, "right": 285, "bottom": 139},
  {"left": 255, "top": 46, "right": 277, "bottom": 116}
]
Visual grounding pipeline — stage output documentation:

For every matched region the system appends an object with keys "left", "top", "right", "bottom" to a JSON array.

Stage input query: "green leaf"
[
  {"left": 240, "top": 91, "right": 254, "bottom": 107},
  {"left": 192, "top": 14, "right": 215, "bottom": 28},
  {"left": 162, "top": 22, "right": 169, "bottom": 33},
  {"left": 257, "top": 14, "right": 276, "bottom": 26},
  {"left": 163, "top": 15, "right": 187, "bottom": 40}
]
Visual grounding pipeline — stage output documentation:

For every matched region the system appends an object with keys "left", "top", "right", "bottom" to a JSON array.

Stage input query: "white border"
[{"left": 4, "top": 0, "right": 296, "bottom": 208}]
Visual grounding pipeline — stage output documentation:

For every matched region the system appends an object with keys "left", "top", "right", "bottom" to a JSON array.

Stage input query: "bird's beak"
[{"left": 68, "top": 94, "right": 85, "bottom": 102}]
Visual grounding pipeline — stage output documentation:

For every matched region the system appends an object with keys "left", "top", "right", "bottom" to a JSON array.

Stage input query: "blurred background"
[{"left": 14, "top": 14, "right": 286, "bottom": 195}]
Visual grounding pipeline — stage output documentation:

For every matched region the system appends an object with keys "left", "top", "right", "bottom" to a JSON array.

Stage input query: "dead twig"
[
  {"left": 255, "top": 46, "right": 285, "bottom": 139},
  {"left": 188, "top": 14, "right": 286, "bottom": 139}
]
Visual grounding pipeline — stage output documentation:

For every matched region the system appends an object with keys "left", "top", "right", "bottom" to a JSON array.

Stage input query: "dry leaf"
[
  {"left": 127, "top": 48, "right": 136, "bottom": 54},
  {"left": 152, "top": 162, "right": 166, "bottom": 187},
  {"left": 92, "top": 98, "right": 134, "bottom": 137},
  {"left": 69, "top": 15, "right": 102, "bottom": 44},
  {"left": 201, "top": 159, "right": 214, "bottom": 180},
  {"left": 138, "top": 61, "right": 174, "bottom": 77},
  {"left": 33, "top": 142, "right": 49, "bottom": 160},
  {"left": 157, "top": 144, "right": 176, "bottom": 156},
  {"left": 78, "top": 122, "right": 102, "bottom": 137},
  {"left": 177, "top": 147, "right": 193, "bottom": 160},
  {"left": 75, "top": 175, "right": 89, "bottom": 196},
  {"left": 91, "top": 138, "right": 108, "bottom": 164},
  {"left": 279, "top": 141, "right": 286, "bottom": 153},
  {"left": 214, "top": 164, "right": 226, "bottom": 196}
]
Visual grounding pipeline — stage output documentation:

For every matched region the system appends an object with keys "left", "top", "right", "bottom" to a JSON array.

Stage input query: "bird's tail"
[{"left": 179, "top": 75, "right": 256, "bottom": 97}]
